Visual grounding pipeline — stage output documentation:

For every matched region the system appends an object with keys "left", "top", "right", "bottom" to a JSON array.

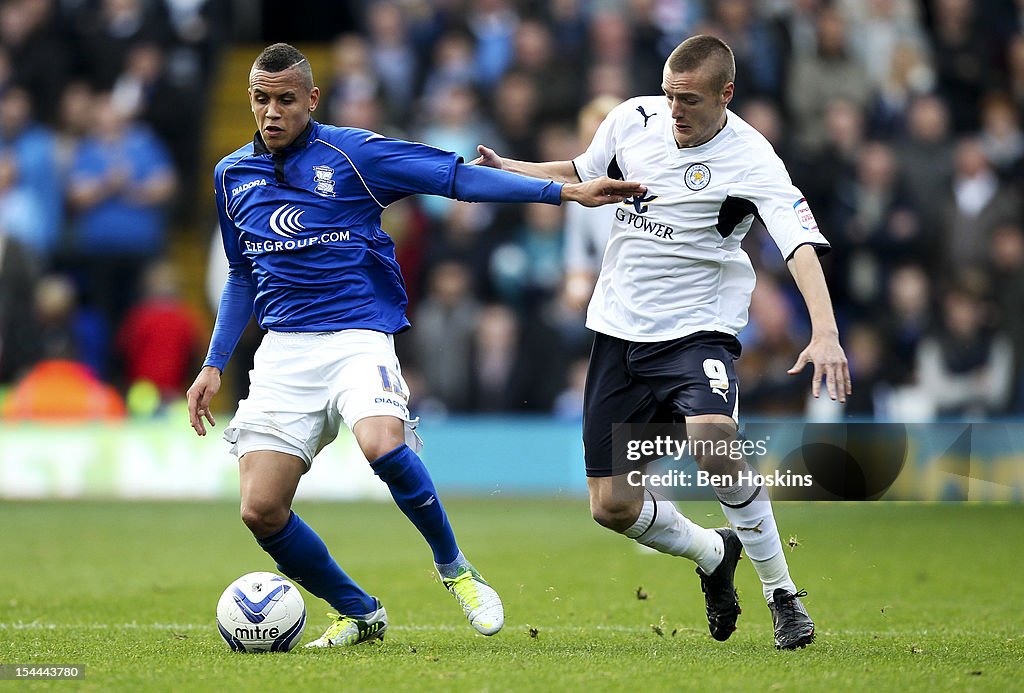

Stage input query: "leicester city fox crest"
[{"left": 312, "top": 165, "right": 336, "bottom": 197}]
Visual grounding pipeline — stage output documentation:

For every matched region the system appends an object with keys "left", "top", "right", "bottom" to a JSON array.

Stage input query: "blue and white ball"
[{"left": 216, "top": 572, "right": 306, "bottom": 652}]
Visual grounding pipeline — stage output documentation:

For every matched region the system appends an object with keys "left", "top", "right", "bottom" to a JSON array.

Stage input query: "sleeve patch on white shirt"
[{"left": 792, "top": 197, "right": 818, "bottom": 231}]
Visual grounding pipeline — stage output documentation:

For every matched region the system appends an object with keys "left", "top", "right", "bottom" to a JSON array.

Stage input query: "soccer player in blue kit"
[{"left": 186, "top": 43, "right": 644, "bottom": 648}]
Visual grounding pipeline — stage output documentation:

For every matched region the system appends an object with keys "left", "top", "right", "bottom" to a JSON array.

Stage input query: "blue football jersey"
[{"left": 214, "top": 120, "right": 460, "bottom": 334}]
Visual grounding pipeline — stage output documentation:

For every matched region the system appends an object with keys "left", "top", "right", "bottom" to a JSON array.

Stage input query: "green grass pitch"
[{"left": 1, "top": 499, "right": 1021, "bottom": 691}]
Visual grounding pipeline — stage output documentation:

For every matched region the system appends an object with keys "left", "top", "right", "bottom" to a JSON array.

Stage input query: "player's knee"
[
  {"left": 362, "top": 439, "right": 404, "bottom": 463},
  {"left": 240, "top": 501, "right": 290, "bottom": 538},
  {"left": 590, "top": 498, "right": 639, "bottom": 533},
  {"left": 353, "top": 417, "right": 406, "bottom": 462}
]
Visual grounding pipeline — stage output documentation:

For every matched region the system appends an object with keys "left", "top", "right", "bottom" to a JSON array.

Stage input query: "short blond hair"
[{"left": 666, "top": 35, "right": 736, "bottom": 92}]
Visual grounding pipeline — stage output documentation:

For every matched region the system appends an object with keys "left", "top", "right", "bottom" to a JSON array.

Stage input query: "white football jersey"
[{"left": 573, "top": 97, "right": 830, "bottom": 342}]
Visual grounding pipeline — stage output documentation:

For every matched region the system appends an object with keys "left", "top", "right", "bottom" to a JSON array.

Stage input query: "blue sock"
[
  {"left": 370, "top": 444, "right": 460, "bottom": 564},
  {"left": 256, "top": 512, "right": 376, "bottom": 616}
]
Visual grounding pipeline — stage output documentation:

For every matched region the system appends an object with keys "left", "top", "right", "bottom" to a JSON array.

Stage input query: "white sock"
[
  {"left": 714, "top": 465, "right": 795, "bottom": 602},
  {"left": 624, "top": 492, "right": 724, "bottom": 575},
  {"left": 751, "top": 551, "right": 798, "bottom": 603},
  {"left": 435, "top": 551, "right": 470, "bottom": 579}
]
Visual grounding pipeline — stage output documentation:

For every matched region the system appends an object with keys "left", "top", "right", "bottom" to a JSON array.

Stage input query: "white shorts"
[{"left": 224, "top": 329, "right": 422, "bottom": 468}]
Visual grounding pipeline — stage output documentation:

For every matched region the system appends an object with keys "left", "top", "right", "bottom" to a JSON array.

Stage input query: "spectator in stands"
[
  {"left": 699, "top": 0, "right": 785, "bottom": 107},
  {"left": 1004, "top": 33, "right": 1024, "bottom": 110},
  {"left": 866, "top": 39, "right": 935, "bottom": 139},
  {"left": 895, "top": 95, "right": 955, "bottom": 233},
  {"left": 623, "top": 3, "right": 680, "bottom": 95},
  {"left": 841, "top": 321, "right": 891, "bottom": 419},
  {"left": 585, "top": 10, "right": 632, "bottom": 75},
  {"left": 770, "top": 0, "right": 825, "bottom": 61},
  {"left": 53, "top": 81, "right": 94, "bottom": 175},
  {"left": 415, "top": 84, "right": 503, "bottom": 221},
  {"left": 364, "top": 1, "right": 417, "bottom": 122},
  {"left": 0, "top": 47, "right": 13, "bottom": 95},
  {"left": 66, "top": 91, "right": 177, "bottom": 329},
  {"left": 74, "top": 0, "right": 170, "bottom": 90},
  {"left": 878, "top": 263, "right": 933, "bottom": 387},
  {"left": 324, "top": 34, "right": 379, "bottom": 125},
  {"left": 420, "top": 199, "right": 497, "bottom": 298},
  {"left": 926, "top": 0, "right": 991, "bottom": 133},
  {"left": 915, "top": 275, "right": 1014, "bottom": 417},
  {"left": 552, "top": 356, "right": 588, "bottom": 421},
  {"left": 110, "top": 42, "right": 200, "bottom": 211},
  {"left": 562, "top": 95, "right": 619, "bottom": 313},
  {"left": 412, "top": 261, "right": 480, "bottom": 412},
  {"left": 736, "top": 274, "right": 808, "bottom": 415},
  {"left": 977, "top": 91, "right": 1024, "bottom": 178},
  {"left": 329, "top": 93, "right": 400, "bottom": 138},
  {"left": 0, "top": 86, "right": 62, "bottom": 260},
  {"left": 114, "top": 260, "right": 201, "bottom": 403},
  {"left": 490, "top": 70, "right": 541, "bottom": 161},
  {"left": 489, "top": 202, "right": 565, "bottom": 311},
  {"left": 942, "top": 137, "right": 1021, "bottom": 270},
  {"left": 988, "top": 223, "right": 1024, "bottom": 412},
  {"left": 420, "top": 30, "right": 478, "bottom": 106},
  {"left": 465, "top": 0, "right": 519, "bottom": 88},
  {"left": 791, "top": 99, "right": 866, "bottom": 287},
  {"left": 510, "top": 18, "right": 581, "bottom": 122},
  {"left": 832, "top": 140, "right": 925, "bottom": 313},
  {"left": 543, "top": 0, "right": 588, "bottom": 60},
  {"left": 0, "top": 153, "right": 47, "bottom": 260},
  {"left": 845, "top": 0, "right": 928, "bottom": 90},
  {"left": 31, "top": 273, "right": 107, "bottom": 378},
  {"left": 786, "top": 6, "right": 872, "bottom": 154},
  {"left": 469, "top": 303, "right": 526, "bottom": 412},
  {"left": 0, "top": 231, "right": 38, "bottom": 384},
  {"left": 0, "top": 0, "right": 68, "bottom": 124},
  {"left": 0, "top": 271, "right": 110, "bottom": 419},
  {"left": 584, "top": 61, "right": 630, "bottom": 104},
  {"left": 162, "top": 0, "right": 231, "bottom": 90}
]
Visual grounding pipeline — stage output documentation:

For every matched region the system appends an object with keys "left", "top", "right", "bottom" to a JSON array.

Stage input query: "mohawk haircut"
[
  {"left": 666, "top": 35, "right": 736, "bottom": 93},
  {"left": 251, "top": 43, "right": 314, "bottom": 90}
]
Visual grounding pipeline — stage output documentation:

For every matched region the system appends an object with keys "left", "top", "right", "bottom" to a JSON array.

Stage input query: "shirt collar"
[{"left": 252, "top": 118, "right": 316, "bottom": 156}]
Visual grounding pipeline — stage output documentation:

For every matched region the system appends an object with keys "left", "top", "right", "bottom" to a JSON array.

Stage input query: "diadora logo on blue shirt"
[{"left": 231, "top": 178, "right": 267, "bottom": 197}]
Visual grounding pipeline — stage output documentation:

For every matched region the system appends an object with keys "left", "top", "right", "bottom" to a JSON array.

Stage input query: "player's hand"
[
  {"left": 186, "top": 366, "right": 221, "bottom": 436},
  {"left": 471, "top": 144, "right": 503, "bottom": 168},
  {"left": 787, "top": 334, "right": 852, "bottom": 403},
  {"left": 562, "top": 176, "right": 646, "bottom": 207}
]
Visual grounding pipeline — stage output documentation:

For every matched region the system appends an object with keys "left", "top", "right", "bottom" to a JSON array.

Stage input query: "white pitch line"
[
  {"left": 0, "top": 623, "right": 989, "bottom": 637},
  {"left": 2, "top": 623, "right": 621, "bottom": 633}
]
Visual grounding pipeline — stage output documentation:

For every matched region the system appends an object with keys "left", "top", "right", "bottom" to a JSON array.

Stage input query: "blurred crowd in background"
[{"left": 1, "top": 0, "right": 1023, "bottom": 423}]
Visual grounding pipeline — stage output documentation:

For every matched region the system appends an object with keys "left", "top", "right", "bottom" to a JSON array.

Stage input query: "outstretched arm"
[
  {"left": 786, "top": 244, "right": 852, "bottom": 403},
  {"left": 453, "top": 161, "right": 644, "bottom": 208},
  {"left": 472, "top": 145, "right": 580, "bottom": 183}
]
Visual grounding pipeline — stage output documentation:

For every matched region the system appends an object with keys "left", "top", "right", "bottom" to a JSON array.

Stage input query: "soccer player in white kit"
[{"left": 475, "top": 35, "right": 851, "bottom": 649}]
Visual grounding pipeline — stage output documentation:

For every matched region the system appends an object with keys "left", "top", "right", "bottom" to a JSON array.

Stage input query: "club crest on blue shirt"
[
  {"left": 684, "top": 163, "right": 711, "bottom": 191},
  {"left": 313, "top": 165, "right": 336, "bottom": 197}
]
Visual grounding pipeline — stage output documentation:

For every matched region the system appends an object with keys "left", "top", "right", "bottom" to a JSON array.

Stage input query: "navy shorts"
[{"left": 582, "top": 331, "right": 742, "bottom": 477}]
